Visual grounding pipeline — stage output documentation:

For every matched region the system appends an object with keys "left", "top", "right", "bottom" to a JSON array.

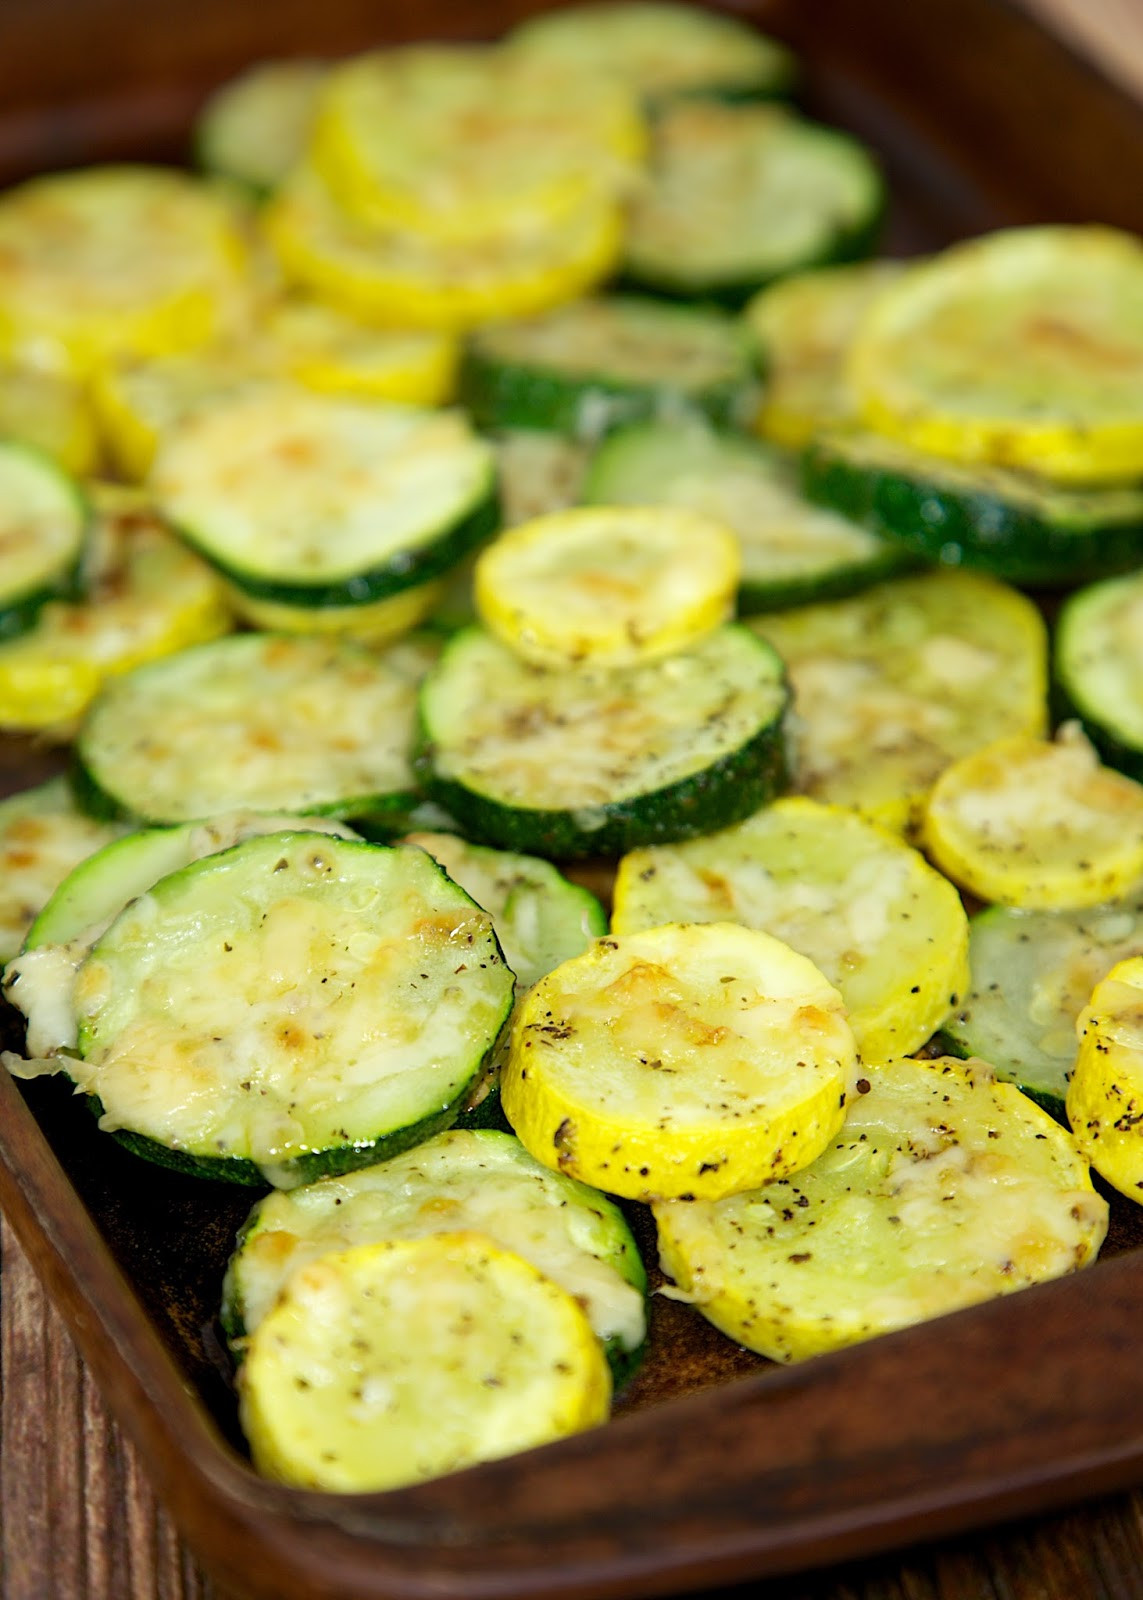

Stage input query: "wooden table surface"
[{"left": 4, "top": 2, "right": 1143, "bottom": 1597}]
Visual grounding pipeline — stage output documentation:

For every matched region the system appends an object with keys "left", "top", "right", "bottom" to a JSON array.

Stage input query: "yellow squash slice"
[
  {"left": 848, "top": 227, "right": 1143, "bottom": 484},
  {"left": 750, "top": 570, "right": 1047, "bottom": 835},
  {"left": 1069, "top": 957, "right": 1143, "bottom": 1203},
  {"left": 0, "top": 364, "right": 99, "bottom": 477},
  {"left": 655, "top": 1055, "right": 1108, "bottom": 1363},
  {"left": 0, "top": 166, "right": 249, "bottom": 378},
  {"left": 0, "top": 488, "right": 232, "bottom": 734},
  {"left": 612, "top": 796, "right": 969, "bottom": 1064},
  {"left": 745, "top": 259, "right": 906, "bottom": 448},
  {"left": 263, "top": 168, "right": 623, "bottom": 332},
  {"left": 501, "top": 922, "right": 855, "bottom": 1202},
  {"left": 227, "top": 579, "right": 446, "bottom": 644},
  {"left": 239, "top": 1232, "right": 611, "bottom": 1491},
  {"left": 0, "top": 778, "right": 126, "bottom": 963},
  {"left": 474, "top": 506, "right": 740, "bottom": 669},
  {"left": 259, "top": 299, "right": 457, "bottom": 405},
  {"left": 91, "top": 351, "right": 269, "bottom": 482},
  {"left": 310, "top": 44, "right": 645, "bottom": 240},
  {"left": 923, "top": 727, "right": 1143, "bottom": 910}
]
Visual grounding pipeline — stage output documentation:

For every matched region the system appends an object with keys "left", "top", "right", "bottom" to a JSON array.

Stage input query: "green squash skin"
[{"left": 803, "top": 441, "right": 1143, "bottom": 590}]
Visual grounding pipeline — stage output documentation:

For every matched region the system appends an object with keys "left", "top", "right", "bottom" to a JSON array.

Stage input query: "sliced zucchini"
[
  {"left": 0, "top": 166, "right": 248, "bottom": 377},
  {"left": 0, "top": 779, "right": 125, "bottom": 964},
  {"left": 6, "top": 812, "right": 361, "bottom": 1060},
  {"left": 153, "top": 390, "right": 497, "bottom": 610},
  {"left": 1056, "top": 571, "right": 1143, "bottom": 780},
  {"left": 654, "top": 1056, "right": 1107, "bottom": 1363},
  {"left": 65, "top": 832, "right": 513, "bottom": 1184},
  {"left": 196, "top": 59, "right": 329, "bottom": 196},
  {"left": 74, "top": 633, "right": 421, "bottom": 825},
  {"left": 309, "top": 44, "right": 645, "bottom": 240},
  {"left": 804, "top": 429, "right": 1143, "bottom": 588},
  {"left": 922, "top": 728, "right": 1143, "bottom": 910},
  {"left": 612, "top": 796, "right": 969, "bottom": 1065},
  {"left": 459, "top": 296, "right": 758, "bottom": 438},
  {"left": 848, "top": 226, "right": 1143, "bottom": 485},
  {"left": 941, "top": 896, "right": 1143, "bottom": 1116},
  {"left": 259, "top": 300, "right": 458, "bottom": 405},
  {"left": 222, "top": 1127, "right": 646, "bottom": 1380},
  {"left": 0, "top": 364, "right": 100, "bottom": 477},
  {"left": 239, "top": 1233, "right": 611, "bottom": 1491},
  {"left": 224, "top": 578, "right": 447, "bottom": 644},
  {"left": 507, "top": 3, "right": 796, "bottom": 104},
  {"left": 415, "top": 623, "right": 789, "bottom": 859},
  {"left": 0, "top": 444, "right": 88, "bottom": 639},
  {"left": 745, "top": 259, "right": 907, "bottom": 449},
  {"left": 1069, "top": 957, "right": 1143, "bottom": 1203},
  {"left": 583, "top": 420, "right": 910, "bottom": 612},
  {"left": 263, "top": 167, "right": 623, "bottom": 332},
  {"left": 404, "top": 833, "right": 605, "bottom": 990},
  {"left": 623, "top": 101, "right": 883, "bottom": 305},
  {"left": 474, "top": 505, "right": 739, "bottom": 668},
  {"left": 502, "top": 922, "right": 854, "bottom": 1201},
  {"left": 749, "top": 570, "right": 1048, "bottom": 835},
  {"left": 90, "top": 351, "right": 269, "bottom": 482},
  {"left": 494, "top": 431, "right": 590, "bottom": 530},
  {"left": 0, "top": 488, "right": 232, "bottom": 735}
]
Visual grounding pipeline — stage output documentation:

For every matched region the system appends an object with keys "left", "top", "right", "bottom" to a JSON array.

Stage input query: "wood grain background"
[{"left": 4, "top": 2, "right": 1143, "bottom": 1597}]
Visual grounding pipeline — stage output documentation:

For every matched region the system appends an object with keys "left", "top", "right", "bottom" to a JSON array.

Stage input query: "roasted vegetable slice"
[
  {"left": 655, "top": 1056, "right": 1107, "bottom": 1362},
  {"left": 1069, "top": 957, "right": 1143, "bottom": 1202},
  {"left": 196, "top": 59, "right": 328, "bottom": 196},
  {"left": 0, "top": 779, "right": 125, "bottom": 964},
  {"left": 502, "top": 922, "right": 855, "bottom": 1201},
  {"left": 1056, "top": 569, "right": 1143, "bottom": 780},
  {"left": 239, "top": 1233, "right": 611, "bottom": 1490}
]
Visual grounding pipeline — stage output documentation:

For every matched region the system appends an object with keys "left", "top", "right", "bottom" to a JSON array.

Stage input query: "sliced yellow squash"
[
  {"left": 91, "top": 351, "right": 269, "bottom": 482},
  {"left": 923, "top": 727, "right": 1143, "bottom": 909},
  {"left": 655, "top": 1055, "right": 1108, "bottom": 1363},
  {"left": 745, "top": 259, "right": 906, "bottom": 448},
  {"left": 1069, "top": 956, "right": 1143, "bottom": 1202},
  {"left": 259, "top": 299, "right": 457, "bottom": 405},
  {"left": 310, "top": 44, "right": 645, "bottom": 240},
  {"left": 227, "top": 579, "right": 446, "bottom": 644},
  {"left": 0, "top": 166, "right": 249, "bottom": 378},
  {"left": 474, "top": 506, "right": 740, "bottom": 668},
  {"left": 0, "top": 364, "right": 99, "bottom": 477},
  {"left": 848, "top": 227, "right": 1143, "bottom": 484},
  {"left": 501, "top": 922, "right": 855, "bottom": 1202},
  {"left": 613, "top": 796, "right": 969, "bottom": 1064},
  {"left": 264, "top": 168, "right": 623, "bottom": 332},
  {"left": 240, "top": 1232, "right": 611, "bottom": 1491},
  {"left": 0, "top": 488, "right": 231, "bottom": 734},
  {"left": 749, "top": 570, "right": 1048, "bottom": 835},
  {"left": 0, "top": 778, "right": 126, "bottom": 963}
]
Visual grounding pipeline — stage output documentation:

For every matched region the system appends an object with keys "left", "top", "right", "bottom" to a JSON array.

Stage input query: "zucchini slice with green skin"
[
  {"left": 5, "top": 812, "right": 361, "bottom": 1060},
  {"left": 222, "top": 1127, "right": 646, "bottom": 1382},
  {"left": 749, "top": 570, "right": 1048, "bottom": 836},
  {"left": 804, "top": 429, "right": 1143, "bottom": 588},
  {"left": 622, "top": 102, "right": 883, "bottom": 306},
  {"left": 584, "top": 421, "right": 911, "bottom": 613},
  {"left": 502, "top": 922, "right": 855, "bottom": 1202},
  {"left": 506, "top": 3, "right": 797, "bottom": 105},
  {"left": 415, "top": 624, "right": 789, "bottom": 859},
  {"left": 404, "top": 833, "right": 605, "bottom": 990},
  {"left": 239, "top": 1233, "right": 611, "bottom": 1492},
  {"left": 65, "top": 832, "right": 514, "bottom": 1186},
  {"left": 153, "top": 391, "right": 498, "bottom": 610},
  {"left": 1056, "top": 571, "right": 1143, "bottom": 780},
  {"left": 612, "top": 796, "right": 969, "bottom": 1065},
  {"left": 195, "top": 59, "right": 329, "bottom": 197},
  {"left": 940, "top": 895, "right": 1143, "bottom": 1118},
  {"left": 458, "top": 296, "right": 758, "bottom": 438},
  {"left": 654, "top": 1056, "right": 1107, "bottom": 1363},
  {"left": 0, "top": 443, "right": 88, "bottom": 640},
  {"left": 74, "top": 633, "right": 422, "bottom": 826},
  {"left": 0, "top": 778, "right": 126, "bottom": 964}
]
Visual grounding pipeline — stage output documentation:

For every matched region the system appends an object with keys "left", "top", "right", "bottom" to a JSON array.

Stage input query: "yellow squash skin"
[
  {"left": 501, "top": 922, "right": 855, "bottom": 1202},
  {"left": 1069, "top": 957, "right": 1143, "bottom": 1203}
]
